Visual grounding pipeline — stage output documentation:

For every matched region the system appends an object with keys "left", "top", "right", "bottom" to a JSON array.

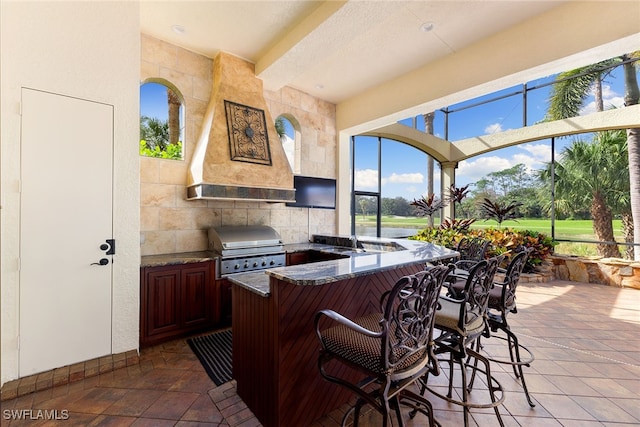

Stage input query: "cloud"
[
  {"left": 580, "top": 84, "right": 625, "bottom": 115},
  {"left": 457, "top": 142, "right": 560, "bottom": 186},
  {"left": 457, "top": 155, "right": 512, "bottom": 183},
  {"left": 520, "top": 143, "right": 550, "bottom": 160},
  {"left": 484, "top": 122, "right": 504, "bottom": 134},
  {"left": 355, "top": 169, "right": 379, "bottom": 189},
  {"left": 382, "top": 172, "right": 424, "bottom": 185},
  {"left": 516, "top": 143, "right": 555, "bottom": 168}
]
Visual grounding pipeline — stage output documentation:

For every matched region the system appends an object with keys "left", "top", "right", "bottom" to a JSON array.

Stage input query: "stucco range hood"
[{"left": 187, "top": 52, "right": 295, "bottom": 202}]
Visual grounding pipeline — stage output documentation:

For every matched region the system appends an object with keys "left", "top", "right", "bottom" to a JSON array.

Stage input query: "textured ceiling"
[
  {"left": 140, "top": 1, "right": 640, "bottom": 131},
  {"left": 140, "top": 1, "right": 564, "bottom": 103}
]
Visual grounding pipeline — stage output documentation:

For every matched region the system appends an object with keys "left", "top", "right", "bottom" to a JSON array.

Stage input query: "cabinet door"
[
  {"left": 287, "top": 251, "right": 309, "bottom": 266},
  {"left": 144, "top": 266, "right": 181, "bottom": 339},
  {"left": 181, "top": 262, "right": 213, "bottom": 329},
  {"left": 218, "top": 278, "right": 232, "bottom": 326}
]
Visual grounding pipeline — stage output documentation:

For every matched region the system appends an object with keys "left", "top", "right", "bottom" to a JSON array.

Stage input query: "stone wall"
[
  {"left": 140, "top": 34, "right": 337, "bottom": 255},
  {"left": 550, "top": 255, "right": 640, "bottom": 290}
]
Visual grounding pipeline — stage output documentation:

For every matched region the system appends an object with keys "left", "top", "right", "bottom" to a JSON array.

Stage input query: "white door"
[{"left": 19, "top": 88, "right": 114, "bottom": 376}]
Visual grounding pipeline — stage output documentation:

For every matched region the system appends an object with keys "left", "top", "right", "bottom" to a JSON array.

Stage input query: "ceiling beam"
[{"left": 255, "top": 0, "right": 398, "bottom": 92}]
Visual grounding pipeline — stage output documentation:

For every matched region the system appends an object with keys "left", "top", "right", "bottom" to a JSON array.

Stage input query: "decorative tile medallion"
[{"left": 224, "top": 100, "right": 272, "bottom": 165}]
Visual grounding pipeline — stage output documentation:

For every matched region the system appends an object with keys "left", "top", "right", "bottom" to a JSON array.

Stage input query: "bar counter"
[{"left": 228, "top": 237, "right": 457, "bottom": 427}]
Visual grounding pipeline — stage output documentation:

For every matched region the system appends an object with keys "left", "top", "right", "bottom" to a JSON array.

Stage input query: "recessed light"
[
  {"left": 172, "top": 25, "right": 186, "bottom": 35},
  {"left": 315, "top": 84, "right": 324, "bottom": 90},
  {"left": 420, "top": 22, "right": 435, "bottom": 32}
]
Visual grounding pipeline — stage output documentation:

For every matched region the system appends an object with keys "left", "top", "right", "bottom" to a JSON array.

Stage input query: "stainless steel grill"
[{"left": 209, "top": 225, "right": 285, "bottom": 277}]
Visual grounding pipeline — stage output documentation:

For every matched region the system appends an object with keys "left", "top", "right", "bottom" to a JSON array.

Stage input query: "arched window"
[
  {"left": 352, "top": 136, "right": 440, "bottom": 238},
  {"left": 275, "top": 115, "right": 300, "bottom": 173},
  {"left": 140, "top": 81, "right": 184, "bottom": 160}
]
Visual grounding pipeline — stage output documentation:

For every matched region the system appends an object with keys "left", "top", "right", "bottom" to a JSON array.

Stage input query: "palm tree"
[
  {"left": 540, "top": 133, "right": 626, "bottom": 258},
  {"left": 621, "top": 54, "right": 640, "bottom": 260},
  {"left": 597, "top": 129, "right": 633, "bottom": 259},
  {"left": 546, "top": 54, "right": 640, "bottom": 260},
  {"left": 423, "top": 112, "right": 435, "bottom": 201},
  {"left": 167, "top": 89, "right": 181, "bottom": 145},
  {"left": 140, "top": 115, "right": 169, "bottom": 151},
  {"left": 275, "top": 116, "right": 286, "bottom": 138}
]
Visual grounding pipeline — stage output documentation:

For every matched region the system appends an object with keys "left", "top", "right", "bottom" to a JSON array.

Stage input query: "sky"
[{"left": 353, "top": 64, "right": 631, "bottom": 199}]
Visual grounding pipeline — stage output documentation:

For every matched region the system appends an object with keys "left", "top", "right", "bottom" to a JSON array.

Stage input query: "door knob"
[{"left": 91, "top": 258, "right": 109, "bottom": 266}]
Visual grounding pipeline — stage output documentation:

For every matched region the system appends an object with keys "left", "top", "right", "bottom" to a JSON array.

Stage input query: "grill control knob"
[
  {"left": 234, "top": 264, "right": 240, "bottom": 270},
  {"left": 262, "top": 261, "right": 267, "bottom": 266},
  {"left": 270, "top": 260, "right": 275, "bottom": 265},
  {"left": 253, "top": 262, "right": 258, "bottom": 267}
]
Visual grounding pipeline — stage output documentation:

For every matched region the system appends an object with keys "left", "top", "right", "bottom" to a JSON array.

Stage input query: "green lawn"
[
  {"left": 356, "top": 216, "right": 622, "bottom": 235},
  {"left": 355, "top": 216, "right": 625, "bottom": 257}
]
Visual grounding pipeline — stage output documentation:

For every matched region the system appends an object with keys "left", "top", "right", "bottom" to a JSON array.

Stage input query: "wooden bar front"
[{"left": 232, "top": 263, "right": 424, "bottom": 427}]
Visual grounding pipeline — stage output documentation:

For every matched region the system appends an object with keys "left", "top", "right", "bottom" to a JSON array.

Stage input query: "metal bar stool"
[
  {"left": 418, "top": 256, "right": 506, "bottom": 427},
  {"left": 484, "top": 247, "right": 536, "bottom": 407},
  {"left": 315, "top": 265, "right": 453, "bottom": 427}
]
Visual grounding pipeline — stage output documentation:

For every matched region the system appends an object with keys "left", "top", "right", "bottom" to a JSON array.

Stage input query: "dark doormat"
[{"left": 187, "top": 329, "right": 232, "bottom": 386}]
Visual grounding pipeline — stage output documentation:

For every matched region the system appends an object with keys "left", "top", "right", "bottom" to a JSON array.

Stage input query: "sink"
[{"left": 356, "top": 240, "right": 405, "bottom": 252}]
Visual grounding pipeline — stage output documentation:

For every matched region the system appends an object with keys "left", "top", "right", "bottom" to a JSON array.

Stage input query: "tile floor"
[{"left": 1, "top": 279, "right": 639, "bottom": 427}]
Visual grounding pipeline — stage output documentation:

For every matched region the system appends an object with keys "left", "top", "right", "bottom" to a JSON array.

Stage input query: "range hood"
[{"left": 187, "top": 52, "right": 295, "bottom": 202}]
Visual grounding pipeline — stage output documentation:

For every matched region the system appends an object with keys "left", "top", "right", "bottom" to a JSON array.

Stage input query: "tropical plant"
[
  {"left": 448, "top": 184, "right": 470, "bottom": 218},
  {"left": 139, "top": 140, "right": 182, "bottom": 159},
  {"left": 545, "top": 59, "right": 617, "bottom": 120},
  {"left": 440, "top": 217, "right": 476, "bottom": 232},
  {"left": 410, "top": 226, "right": 555, "bottom": 273},
  {"left": 275, "top": 116, "right": 286, "bottom": 138},
  {"left": 546, "top": 53, "right": 640, "bottom": 260},
  {"left": 140, "top": 115, "right": 169, "bottom": 151},
  {"left": 411, "top": 194, "right": 448, "bottom": 228},
  {"left": 479, "top": 198, "right": 523, "bottom": 226}
]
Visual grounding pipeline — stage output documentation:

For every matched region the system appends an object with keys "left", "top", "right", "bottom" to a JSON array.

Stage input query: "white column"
[{"left": 441, "top": 162, "right": 458, "bottom": 220}]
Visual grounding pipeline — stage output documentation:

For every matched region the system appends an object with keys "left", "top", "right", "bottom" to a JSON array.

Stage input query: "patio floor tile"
[{"left": 1, "top": 279, "right": 638, "bottom": 427}]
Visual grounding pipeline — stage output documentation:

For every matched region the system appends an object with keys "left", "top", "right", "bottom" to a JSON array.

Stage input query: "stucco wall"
[
  {"left": 0, "top": 1, "right": 141, "bottom": 385},
  {"left": 140, "top": 35, "right": 337, "bottom": 255}
]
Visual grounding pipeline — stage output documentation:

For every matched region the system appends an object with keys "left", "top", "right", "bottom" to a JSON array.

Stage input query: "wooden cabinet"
[
  {"left": 286, "top": 250, "right": 348, "bottom": 266},
  {"left": 286, "top": 251, "right": 309, "bottom": 266},
  {"left": 140, "top": 261, "right": 217, "bottom": 347},
  {"left": 217, "top": 278, "right": 233, "bottom": 327}
]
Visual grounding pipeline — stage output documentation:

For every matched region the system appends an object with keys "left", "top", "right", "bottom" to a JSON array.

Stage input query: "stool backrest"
[{"left": 382, "top": 264, "right": 452, "bottom": 374}]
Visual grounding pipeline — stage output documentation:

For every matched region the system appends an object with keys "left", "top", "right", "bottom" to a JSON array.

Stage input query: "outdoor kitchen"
[
  {"left": 3, "top": 2, "right": 639, "bottom": 426},
  {"left": 139, "top": 31, "right": 345, "bottom": 343},
  {"left": 140, "top": 34, "right": 338, "bottom": 258}
]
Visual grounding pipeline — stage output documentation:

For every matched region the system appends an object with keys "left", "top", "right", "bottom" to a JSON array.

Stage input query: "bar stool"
[
  {"left": 315, "top": 265, "right": 453, "bottom": 427},
  {"left": 484, "top": 247, "right": 536, "bottom": 407},
  {"left": 419, "top": 256, "right": 506, "bottom": 427}
]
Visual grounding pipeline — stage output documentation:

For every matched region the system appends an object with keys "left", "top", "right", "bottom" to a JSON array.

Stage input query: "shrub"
[
  {"left": 140, "top": 140, "right": 183, "bottom": 159},
  {"left": 410, "top": 226, "right": 556, "bottom": 273}
]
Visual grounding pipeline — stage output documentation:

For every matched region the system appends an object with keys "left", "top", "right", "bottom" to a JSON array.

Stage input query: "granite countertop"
[
  {"left": 228, "top": 237, "right": 458, "bottom": 297},
  {"left": 141, "top": 251, "right": 217, "bottom": 268}
]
